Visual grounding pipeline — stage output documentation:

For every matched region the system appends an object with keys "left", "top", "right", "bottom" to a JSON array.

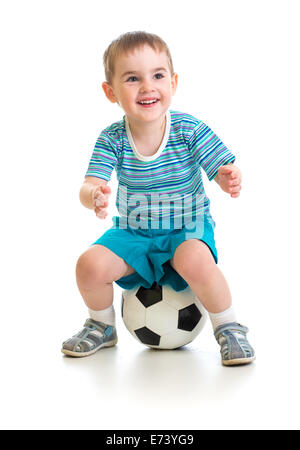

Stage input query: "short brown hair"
[{"left": 103, "top": 31, "right": 174, "bottom": 85}]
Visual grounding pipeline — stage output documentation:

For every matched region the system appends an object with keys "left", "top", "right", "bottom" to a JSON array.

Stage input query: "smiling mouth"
[{"left": 137, "top": 99, "right": 160, "bottom": 106}]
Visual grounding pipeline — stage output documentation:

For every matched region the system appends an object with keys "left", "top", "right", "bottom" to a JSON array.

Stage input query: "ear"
[
  {"left": 102, "top": 82, "right": 118, "bottom": 103},
  {"left": 171, "top": 73, "right": 178, "bottom": 95}
]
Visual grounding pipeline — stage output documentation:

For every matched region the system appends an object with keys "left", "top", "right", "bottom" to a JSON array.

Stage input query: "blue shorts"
[{"left": 92, "top": 216, "right": 218, "bottom": 292}]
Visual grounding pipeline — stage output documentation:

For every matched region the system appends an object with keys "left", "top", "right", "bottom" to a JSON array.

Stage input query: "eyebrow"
[{"left": 120, "top": 67, "right": 168, "bottom": 79}]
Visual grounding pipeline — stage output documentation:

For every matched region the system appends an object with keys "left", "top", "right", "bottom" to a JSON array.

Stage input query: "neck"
[{"left": 126, "top": 113, "right": 166, "bottom": 141}]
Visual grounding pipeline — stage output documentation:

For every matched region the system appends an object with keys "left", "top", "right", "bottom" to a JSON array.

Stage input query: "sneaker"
[
  {"left": 214, "top": 322, "right": 255, "bottom": 366},
  {"left": 61, "top": 318, "right": 118, "bottom": 357}
]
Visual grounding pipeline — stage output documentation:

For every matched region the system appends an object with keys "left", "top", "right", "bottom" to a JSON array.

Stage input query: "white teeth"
[{"left": 139, "top": 99, "right": 157, "bottom": 104}]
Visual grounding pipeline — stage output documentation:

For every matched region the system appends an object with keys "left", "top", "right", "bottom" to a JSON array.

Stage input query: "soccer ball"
[{"left": 121, "top": 282, "right": 207, "bottom": 349}]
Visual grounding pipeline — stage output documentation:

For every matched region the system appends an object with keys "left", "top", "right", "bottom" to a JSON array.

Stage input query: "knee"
[
  {"left": 76, "top": 250, "right": 112, "bottom": 289},
  {"left": 179, "top": 259, "right": 211, "bottom": 283},
  {"left": 172, "top": 241, "right": 216, "bottom": 283}
]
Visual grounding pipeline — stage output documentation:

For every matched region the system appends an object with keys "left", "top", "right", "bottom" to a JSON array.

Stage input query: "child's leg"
[
  {"left": 169, "top": 239, "right": 232, "bottom": 315},
  {"left": 76, "top": 244, "right": 136, "bottom": 311},
  {"left": 61, "top": 245, "right": 135, "bottom": 357},
  {"left": 169, "top": 239, "right": 255, "bottom": 365}
]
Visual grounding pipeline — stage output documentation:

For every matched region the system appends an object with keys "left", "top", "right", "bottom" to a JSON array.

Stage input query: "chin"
[{"left": 139, "top": 106, "right": 169, "bottom": 118}]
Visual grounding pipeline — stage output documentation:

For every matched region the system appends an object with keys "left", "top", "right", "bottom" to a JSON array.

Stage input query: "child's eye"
[
  {"left": 126, "top": 76, "right": 138, "bottom": 82},
  {"left": 154, "top": 73, "right": 164, "bottom": 79}
]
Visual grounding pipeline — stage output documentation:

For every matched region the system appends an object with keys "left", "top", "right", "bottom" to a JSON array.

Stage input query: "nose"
[{"left": 140, "top": 77, "right": 155, "bottom": 93}]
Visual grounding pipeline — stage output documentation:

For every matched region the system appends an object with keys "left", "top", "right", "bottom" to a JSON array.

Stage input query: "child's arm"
[
  {"left": 214, "top": 163, "right": 242, "bottom": 198},
  {"left": 79, "top": 176, "right": 111, "bottom": 219}
]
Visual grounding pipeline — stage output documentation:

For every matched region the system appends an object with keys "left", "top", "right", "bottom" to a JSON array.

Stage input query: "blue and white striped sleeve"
[
  {"left": 85, "top": 130, "right": 118, "bottom": 181},
  {"left": 188, "top": 122, "right": 236, "bottom": 181}
]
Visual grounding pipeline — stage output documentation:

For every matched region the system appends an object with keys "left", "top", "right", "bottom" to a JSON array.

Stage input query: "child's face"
[{"left": 102, "top": 45, "right": 178, "bottom": 125}]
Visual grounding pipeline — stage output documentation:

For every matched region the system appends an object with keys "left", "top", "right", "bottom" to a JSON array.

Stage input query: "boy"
[{"left": 62, "top": 31, "right": 255, "bottom": 366}]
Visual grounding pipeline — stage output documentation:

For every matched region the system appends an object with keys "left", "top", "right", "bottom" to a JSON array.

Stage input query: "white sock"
[
  {"left": 209, "top": 305, "right": 237, "bottom": 331},
  {"left": 88, "top": 305, "right": 115, "bottom": 326}
]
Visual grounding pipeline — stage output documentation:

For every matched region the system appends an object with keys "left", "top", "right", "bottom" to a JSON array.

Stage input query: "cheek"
[
  {"left": 162, "top": 88, "right": 173, "bottom": 99},
  {"left": 162, "top": 82, "right": 174, "bottom": 96},
  {"left": 119, "top": 94, "right": 136, "bottom": 109},
  {"left": 118, "top": 94, "right": 130, "bottom": 106},
  {"left": 122, "top": 88, "right": 137, "bottom": 103}
]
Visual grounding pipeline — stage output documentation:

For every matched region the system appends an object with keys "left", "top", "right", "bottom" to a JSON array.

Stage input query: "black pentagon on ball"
[
  {"left": 178, "top": 304, "right": 202, "bottom": 331},
  {"left": 136, "top": 282, "right": 162, "bottom": 308},
  {"left": 135, "top": 326, "right": 161, "bottom": 346}
]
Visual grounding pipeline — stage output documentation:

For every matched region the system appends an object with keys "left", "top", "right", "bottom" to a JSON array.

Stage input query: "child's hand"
[
  {"left": 216, "top": 164, "right": 242, "bottom": 198},
  {"left": 93, "top": 185, "right": 111, "bottom": 219}
]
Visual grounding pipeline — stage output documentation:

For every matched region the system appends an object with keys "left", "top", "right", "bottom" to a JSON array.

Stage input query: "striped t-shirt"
[{"left": 86, "top": 110, "right": 235, "bottom": 229}]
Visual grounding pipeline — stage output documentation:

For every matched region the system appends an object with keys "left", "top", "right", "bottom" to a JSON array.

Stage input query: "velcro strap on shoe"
[
  {"left": 214, "top": 322, "right": 249, "bottom": 340},
  {"left": 84, "top": 318, "right": 107, "bottom": 334}
]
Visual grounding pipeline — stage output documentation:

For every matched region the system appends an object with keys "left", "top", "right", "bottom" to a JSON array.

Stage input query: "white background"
[{"left": 1, "top": 0, "right": 299, "bottom": 430}]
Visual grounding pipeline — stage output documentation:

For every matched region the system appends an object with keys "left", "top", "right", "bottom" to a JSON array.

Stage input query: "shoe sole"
[
  {"left": 61, "top": 338, "right": 118, "bottom": 358},
  {"left": 222, "top": 355, "right": 256, "bottom": 366}
]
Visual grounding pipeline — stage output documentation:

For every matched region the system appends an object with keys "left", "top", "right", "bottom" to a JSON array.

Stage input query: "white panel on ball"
[
  {"left": 122, "top": 291, "right": 146, "bottom": 333},
  {"left": 163, "top": 286, "right": 200, "bottom": 310},
  {"left": 159, "top": 329, "right": 194, "bottom": 350},
  {"left": 145, "top": 302, "right": 178, "bottom": 335}
]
